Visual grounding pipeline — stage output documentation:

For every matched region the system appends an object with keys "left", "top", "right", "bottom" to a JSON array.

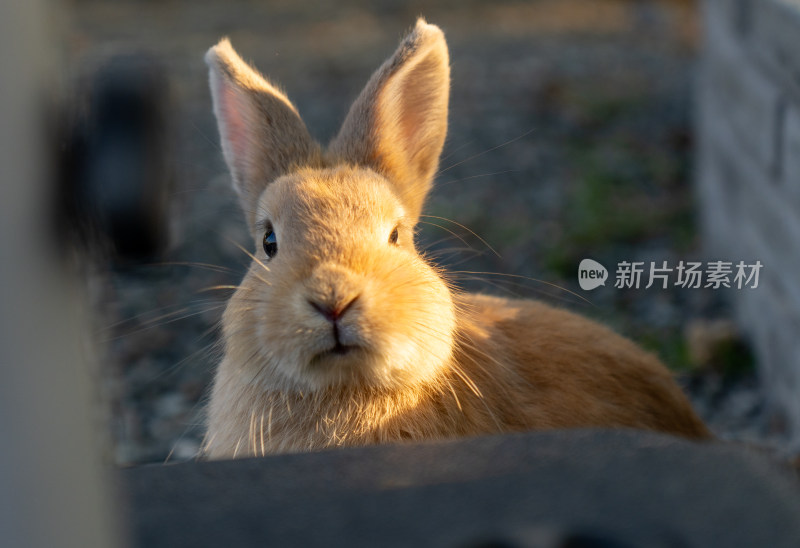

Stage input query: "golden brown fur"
[{"left": 202, "top": 20, "right": 710, "bottom": 459}]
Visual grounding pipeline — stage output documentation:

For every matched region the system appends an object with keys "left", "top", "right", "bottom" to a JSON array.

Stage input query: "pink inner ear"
[{"left": 217, "top": 81, "right": 252, "bottom": 176}]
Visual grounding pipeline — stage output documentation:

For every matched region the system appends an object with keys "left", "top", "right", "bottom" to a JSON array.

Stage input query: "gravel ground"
[{"left": 66, "top": 0, "right": 797, "bottom": 465}]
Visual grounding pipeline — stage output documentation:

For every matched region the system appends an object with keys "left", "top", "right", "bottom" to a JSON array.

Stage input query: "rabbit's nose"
[{"left": 308, "top": 295, "right": 359, "bottom": 323}]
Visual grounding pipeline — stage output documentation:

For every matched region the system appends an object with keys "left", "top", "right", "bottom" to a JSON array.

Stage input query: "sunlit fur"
[{"left": 203, "top": 19, "right": 710, "bottom": 459}]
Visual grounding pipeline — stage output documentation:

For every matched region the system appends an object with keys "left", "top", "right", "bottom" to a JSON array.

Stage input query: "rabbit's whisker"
[
  {"left": 418, "top": 220, "right": 476, "bottom": 254},
  {"left": 230, "top": 240, "right": 272, "bottom": 277},
  {"left": 438, "top": 138, "right": 473, "bottom": 163},
  {"left": 438, "top": 169, "right": 518, "bottom": 188},
  {"left": 147, "top": 260, "right": 238, "bottom": 274},
  {"left": 196, "top": 284, "right": 243, "bottom": 293},
  {"left": 190, "top": 119, "right": 223, "bottom": 153},
  {"left": 101, "top": 303, "right": 226, "bottom": 342},
  {"left": 436, "top": 127, "right": 537, "bottom": 175},
  {"left": 452, "top": 271, "right": 595, "bottom": 307},
  {"left": 420, "top": 214, "right": 500, "bottom": 258}
]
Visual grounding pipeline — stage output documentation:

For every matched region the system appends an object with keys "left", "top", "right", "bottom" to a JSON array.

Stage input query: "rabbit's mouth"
[{"left": 310, "top": 343, "right": 365, "bottom": 365}]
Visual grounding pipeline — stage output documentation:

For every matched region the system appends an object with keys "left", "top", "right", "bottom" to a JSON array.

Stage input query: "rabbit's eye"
[
  {"left": 263, "top": 226, "right": 278, "bottom": 258},
  {"left": 389, "top": 226, "right": 399, "bottom": 245}
]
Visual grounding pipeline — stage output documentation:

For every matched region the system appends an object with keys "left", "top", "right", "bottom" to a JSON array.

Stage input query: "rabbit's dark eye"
[
  {"left": 389, "top": 226, "right": 399, "bottom": 245},
  {"left": 263, "top": 226, "right": 277, "bottom": 258}
]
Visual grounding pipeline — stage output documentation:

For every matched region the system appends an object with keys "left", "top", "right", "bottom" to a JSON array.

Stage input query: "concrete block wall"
[{"left": 697, "top": 0, "right": 800, "bottom": 441}]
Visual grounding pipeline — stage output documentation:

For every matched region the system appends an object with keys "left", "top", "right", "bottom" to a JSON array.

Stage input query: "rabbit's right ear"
[
  {"left": 329, "top": 20, "right": 450, "bottom": 222},
  {"left": 206, "top": 39, "right": 317, "bottom": 225}
]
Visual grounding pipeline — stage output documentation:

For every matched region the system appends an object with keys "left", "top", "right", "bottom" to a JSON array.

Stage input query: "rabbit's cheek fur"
[{"left": 349, "top": 259, "right": 457, "bottom": 390}]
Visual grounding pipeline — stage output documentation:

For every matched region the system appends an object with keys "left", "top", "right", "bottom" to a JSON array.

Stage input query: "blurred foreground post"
[{"left": 0, "top": 1, "right": 122, "bottom": 547}]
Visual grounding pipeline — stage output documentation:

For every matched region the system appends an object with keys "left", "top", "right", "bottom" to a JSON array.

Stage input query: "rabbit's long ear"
[
  {"left": 329, "top": 19, "right": 450, "bottom": 221},
  {"left": 206, "top": 39, "right": 317, "bottom": 224}
]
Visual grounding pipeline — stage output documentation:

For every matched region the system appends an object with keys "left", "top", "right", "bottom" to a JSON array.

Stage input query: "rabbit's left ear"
[
  {"left": 206, "top": 39, "right": 317, "bottom": 227},
  {"left": 329, "top": 19, "right": 450, "bottom": 221}
]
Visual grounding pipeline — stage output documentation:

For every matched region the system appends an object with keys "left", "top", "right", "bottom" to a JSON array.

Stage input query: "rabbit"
[{"left": 202, "top": 19, "right": 711, "bottom": 459}]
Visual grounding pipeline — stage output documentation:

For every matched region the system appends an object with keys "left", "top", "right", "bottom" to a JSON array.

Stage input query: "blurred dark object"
[{"left": 60, "top": 52, "right": 172, "bottom": 263}]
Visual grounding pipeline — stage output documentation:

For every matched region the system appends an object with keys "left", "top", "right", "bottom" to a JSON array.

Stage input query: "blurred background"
[{"left": 57, "top": 0, "right": 790, "bottom": 465}]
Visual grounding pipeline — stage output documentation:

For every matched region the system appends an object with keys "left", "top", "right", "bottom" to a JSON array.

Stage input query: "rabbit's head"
[{"left": 206, "top": 20, "right": 456, "bottom": 392}]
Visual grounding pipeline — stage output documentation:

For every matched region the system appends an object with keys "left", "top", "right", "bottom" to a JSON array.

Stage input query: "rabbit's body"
[
  {"left": 202, "top": 20, "right": 709, "bottom": 459},
  {"left": 207, "top": 290, "right": 708, "bottom": 458}
]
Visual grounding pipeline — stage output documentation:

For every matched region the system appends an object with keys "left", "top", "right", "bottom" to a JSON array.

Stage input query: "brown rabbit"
[{"left": 202, "top": 19, "right": 710, "bottom": 459}]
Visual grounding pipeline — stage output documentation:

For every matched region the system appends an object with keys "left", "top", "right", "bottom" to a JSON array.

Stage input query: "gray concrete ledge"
[{"left": 119, "top": 429, "right": 800, "bottom": 547}]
